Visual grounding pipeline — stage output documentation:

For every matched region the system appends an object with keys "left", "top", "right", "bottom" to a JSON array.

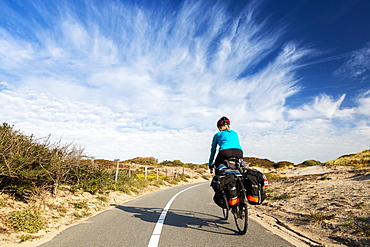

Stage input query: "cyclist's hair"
[{"left": 218, "top": 125, "right": 230, "bottom": 131}]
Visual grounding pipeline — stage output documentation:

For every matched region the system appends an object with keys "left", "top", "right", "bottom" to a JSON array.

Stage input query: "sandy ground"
[
  {"left": 250, "top": 165, "right": 370, "bottom": 247},
  {"left": 1, "top": 166, "right": 369, "bottom": 247}
]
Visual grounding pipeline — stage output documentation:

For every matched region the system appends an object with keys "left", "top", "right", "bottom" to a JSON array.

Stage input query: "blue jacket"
[{"left": 208, "top": 129, "right": 243, "bottom": 165}]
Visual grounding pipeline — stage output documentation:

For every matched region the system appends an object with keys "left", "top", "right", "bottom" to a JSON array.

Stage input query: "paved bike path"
[{"left": 40, "top": 182, "right": 295, "bottom": 247}]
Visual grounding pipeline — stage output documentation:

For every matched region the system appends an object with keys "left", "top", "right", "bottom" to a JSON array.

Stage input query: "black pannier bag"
[
  {"left": 243, "top": 168, "right": 268, "bottom": 205},
  {"left": 213, "top": 193, "right": 227, "bottom": 208},
  {"left": 211, "top": 174, "right": 235, "bottom": 194},
  {"left": 211, "top": 174, "right": 224, "bottom": 193},
  {"left": 225, "top": 174, "right": 237, "bottom": 200},
  {"left": 211, "top": 174, "right": 237, "bottom": 208}
]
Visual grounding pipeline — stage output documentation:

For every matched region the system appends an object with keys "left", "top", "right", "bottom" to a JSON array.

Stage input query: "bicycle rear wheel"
[
  {"left": 233, "top": 203, "right": 248, "bottom": 234},
  {"left": 222, "top": 194, "right": 229, "bottom": 220}
]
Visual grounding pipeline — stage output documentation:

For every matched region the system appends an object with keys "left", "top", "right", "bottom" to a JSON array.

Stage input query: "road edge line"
[{"left": 147, "top": 183, "right": 204, "bottom": 247}]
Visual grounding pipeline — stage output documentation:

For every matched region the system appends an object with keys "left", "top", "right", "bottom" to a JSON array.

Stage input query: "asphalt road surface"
[{"left": 40, "top": 182, "right": 295, "bottom": 247}]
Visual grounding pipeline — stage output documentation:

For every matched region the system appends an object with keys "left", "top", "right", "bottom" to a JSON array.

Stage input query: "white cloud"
[
  {"left": 287, "top": 94, "right": 353, "bottom": 120},
  {"left": 243, "top": 118, "right": 369, "bottom": 163},
  {"left": 334, "top": 42, "right": 370, "bottom": 80},
  {"left": 0, "top": 30, "right": 35, "bottom": 70},
  {"left": 356, "top": 90, "right": 370, "bottom": 116},
  {"left": 0, "top": 0, "right": 369, "bottom": 164},
  {"left": 0, "top": 87, "right": 213, "bottom": 162}
]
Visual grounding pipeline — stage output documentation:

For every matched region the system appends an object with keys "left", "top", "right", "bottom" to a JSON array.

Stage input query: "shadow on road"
[
  {"left": 116, "top": 205, "right": 239, "bottom": 235},
  {"left": 352, "top": 174, "right": 370, "bottom": 181}
]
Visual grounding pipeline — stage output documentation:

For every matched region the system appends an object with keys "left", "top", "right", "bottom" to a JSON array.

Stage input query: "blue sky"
[{"left": 1, "top": 0, "right": 369, "bottom": 164}]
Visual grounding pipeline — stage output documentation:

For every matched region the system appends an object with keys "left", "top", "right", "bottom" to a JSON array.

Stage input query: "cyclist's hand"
[{"left": 209, "top": 167, "right": 213, "bottom": 174}]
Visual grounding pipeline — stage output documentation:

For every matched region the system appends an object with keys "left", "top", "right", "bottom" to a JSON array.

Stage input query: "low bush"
[
  {"left": 7, "top": 207, "right": 44, "bottom": 233},
  {"left": 243, "top": 157, "right": 275, "bottom": 168},
  {"left": 72, "top": 200, "right": 89, "bottom": 210},
  {"left": 265, "top": 173, "right": 282, "bottom": 180},
  {"left": 97, "top": 196, "right": 109, "bottom": 202},
  {"left": 18, "top": 234, "right": 41, "bottom": 242},
  {"left": 73, "top": 210, "right": 91, "bottom": 219},
  {"left": 297, "top": 160, "right": 323, "bottom": 167},
  {"left": 150, "top": 180, "right": 165, "bottom": 187},
  {"left": 274, "top": 161, "right": 294, "bottom": 169}
]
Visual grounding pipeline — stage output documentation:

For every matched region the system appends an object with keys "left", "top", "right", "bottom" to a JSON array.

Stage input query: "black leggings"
[{"left": 214, "top": 148, "right": 243, "bottom": 168}]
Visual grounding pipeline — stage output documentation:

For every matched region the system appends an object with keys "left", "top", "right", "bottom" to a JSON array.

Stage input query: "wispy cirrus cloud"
[
  {"left": 0, "top": 0, "right": 369, "bottom": 163},
  {"left": 287, "top": 94, "right": 354, "bottom": 120},
  {"left": 334, "top": 42, "right": 370, "bottom": 80},
  {"left": 355, "top": 90, "right": 370, "bottom": 116}
]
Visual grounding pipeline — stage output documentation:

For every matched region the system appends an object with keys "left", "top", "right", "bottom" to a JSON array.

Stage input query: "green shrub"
[
  {"left": 48, "top": 204, "right": 68, "bottom": 213},
  {"left": 150, "top": 179, "right": 165, "bottom": 187},
  {"left": 111, "top": 183, "right": 131, "bottom": 194},
  {"left": 166, "top": 179, "right": 179, "bottom": 185},
  {"left": 340, "top": 221, "right": 352, "bottom": 227},
  {"left": 243, "top": 157, "right": 275, "bottom": 168},
  {"left": 297, "top": 160, "right": 323, "bottom": 167},
  {"left": 111, "top": 176, "right": 150, "bottom": 194},
  {"left": 265, "top": 173, "right": 282, "bottom": 180},
  {"left": 274, "top": 161, "right": 294, "bottom": 169},
  {"left": 18, "top": 234, "right": 41, "bottom": 242},
  {"left": 73, "top": 210, "right": 91, "bottom": 219},
  {"left": 80, "top": 177, "right": 107, "bottom": 194},
  {"left": 97, "top": 196, "right": 108, "bottom": 202},
  {"left": 72, "top": 200, "right": 89, "bottom": 210},
  {"left": 7, "top": 207, "right": 44, "bottom": 233}
]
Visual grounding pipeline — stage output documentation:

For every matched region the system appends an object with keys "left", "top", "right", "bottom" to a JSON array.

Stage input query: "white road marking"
[{"left": 147, "top": 183, "right": 203, "bottom": 247}]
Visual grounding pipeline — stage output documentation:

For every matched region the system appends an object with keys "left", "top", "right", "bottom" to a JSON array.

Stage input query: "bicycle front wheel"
[{"left": 233, "top": 203, "right": 248, "bottom": 235}]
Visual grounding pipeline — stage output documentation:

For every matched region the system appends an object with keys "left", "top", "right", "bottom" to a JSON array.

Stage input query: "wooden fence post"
[
  {"left": 114, "top": 159, "right": 120, "bottom": 182},
  {"left": 156, "top": 168, "right": 159, "bottom": 180}
]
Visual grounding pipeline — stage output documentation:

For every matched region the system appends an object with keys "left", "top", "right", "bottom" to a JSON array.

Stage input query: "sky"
[{"left": 1, "top": 0, "right": 369, "bottom": 164}]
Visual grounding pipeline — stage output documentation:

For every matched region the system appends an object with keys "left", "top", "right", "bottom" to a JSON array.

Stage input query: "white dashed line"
[{"left": 147, "top": 183, "right": 203, "bottom": 247}]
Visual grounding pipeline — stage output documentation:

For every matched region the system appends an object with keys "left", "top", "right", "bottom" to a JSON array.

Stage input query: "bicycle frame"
[{"left": 218, "top": 157, "right": 249, "bottom": 235}]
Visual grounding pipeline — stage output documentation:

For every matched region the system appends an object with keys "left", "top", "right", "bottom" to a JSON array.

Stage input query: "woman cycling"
[{"left": 208, "top": 116, "right": 243, "bottom": 172}]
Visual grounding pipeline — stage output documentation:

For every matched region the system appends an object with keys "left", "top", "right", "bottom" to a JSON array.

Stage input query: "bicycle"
[{"left": 216, "top": 157, "right": 248, "bottom": 235}]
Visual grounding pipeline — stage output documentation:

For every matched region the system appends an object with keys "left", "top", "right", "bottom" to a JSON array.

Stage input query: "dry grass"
[{"left": 325, "top": 149, "right": 370, "bottom": 167}]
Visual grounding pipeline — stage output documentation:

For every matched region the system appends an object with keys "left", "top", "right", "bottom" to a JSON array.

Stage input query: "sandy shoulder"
[{"left": 251, "top": 166, "right": 370, "bottom": 247}]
